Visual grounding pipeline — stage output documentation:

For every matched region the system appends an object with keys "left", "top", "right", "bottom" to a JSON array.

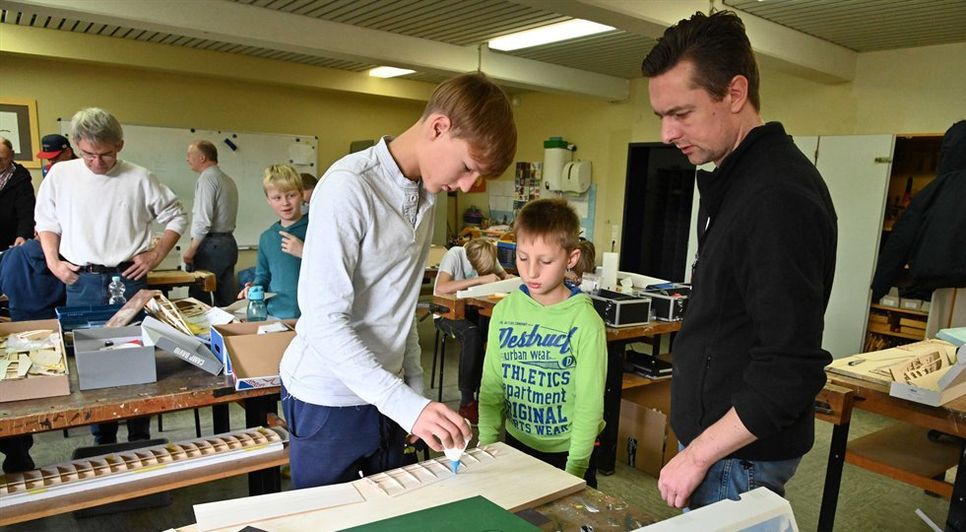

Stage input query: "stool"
[{"left": 430, "top": 320, "right": 451, "bottom": 402}]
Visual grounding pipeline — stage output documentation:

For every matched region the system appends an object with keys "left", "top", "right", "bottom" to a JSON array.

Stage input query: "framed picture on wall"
[{"left": 0, "top": 97, "right": 41, "bottom": 169}]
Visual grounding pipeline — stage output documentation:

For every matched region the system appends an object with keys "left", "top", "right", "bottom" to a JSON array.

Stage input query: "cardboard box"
[
  {"left": 73, "top": 326, "right": 156, "bottom": 390},
  {"left": 0, "top": 320, "right": 70, "bottom": 402},
  {"left": 617, "top": 380, "right": 678, "bottom": 477},
  {"left": 141, "top": 316, "right": 223, "bottom": 376},
  {"left": 210, "top": 320, "right": 296, "bottom": 389},
  {"left": 900, "top": 298, "right": 923, "bottom": 311}
]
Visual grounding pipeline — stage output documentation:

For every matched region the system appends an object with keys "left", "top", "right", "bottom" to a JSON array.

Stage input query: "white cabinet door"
[{"left": 815, "top": 134, "right": 894, "bottom": 358}]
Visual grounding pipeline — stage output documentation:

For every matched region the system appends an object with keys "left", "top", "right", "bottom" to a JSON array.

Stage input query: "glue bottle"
[{"left": 246, "top": 285, "right": 268, "bottom": 322}]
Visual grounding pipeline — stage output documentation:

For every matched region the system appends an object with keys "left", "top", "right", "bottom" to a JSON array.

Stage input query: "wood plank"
[
  {"left": 815, "top": 384, "right": 854, "bottom": 425},
  {"left": 622, "top": 372, "right": 666, "bottom": 391},
  {"left": 845, "top": 423, "right": 958, "bottom": 499},
  {"left": 871, "top": 303, "right": 930, "bottom": 317},
  {"left": 189, "top": 443, "right": 584, "bottom": 531},
  {"left": 0, "top": 449, "right": 288, "bottom": 526}
]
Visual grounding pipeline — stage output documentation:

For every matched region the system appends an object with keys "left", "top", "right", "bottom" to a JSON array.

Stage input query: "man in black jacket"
[
  {"left": 0, "top": 136, "right": 36, "bottom": 249},
  {"left": 642, "top": 11, "right": 837, "bottom": 510}
]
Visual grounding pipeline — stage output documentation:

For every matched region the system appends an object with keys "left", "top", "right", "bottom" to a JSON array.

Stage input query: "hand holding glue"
[{"left": 443, "top": 418, "right": 472, "bottom": 474}]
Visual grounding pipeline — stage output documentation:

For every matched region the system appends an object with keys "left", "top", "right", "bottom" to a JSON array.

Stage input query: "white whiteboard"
[{"left": 59, "top": 121, "right": 318, "bottom": 248}]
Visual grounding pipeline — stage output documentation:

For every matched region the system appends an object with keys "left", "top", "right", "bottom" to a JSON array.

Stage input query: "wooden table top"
[
  {"left": 147, "top": 270, "right": 216, "bottom": 292},
  {"left": 0, "top": 353, "right": 278, "bottom": 437},
  {"left": 826, "top": 371, "right": 966, "bottom": 435}
]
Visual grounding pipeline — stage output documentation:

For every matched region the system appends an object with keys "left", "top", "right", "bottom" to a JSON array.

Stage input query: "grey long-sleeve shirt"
[
  {"left": 279, "top": 137, "right": 435, "bottom": 432},
  {"left": 190, "top": 165, "right": 238, "bottom": 241}
]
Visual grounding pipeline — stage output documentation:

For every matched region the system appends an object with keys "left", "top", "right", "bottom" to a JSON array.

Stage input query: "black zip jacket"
[
  {"left": 871, "top": 120, "right": 966, "bottom": 300},
  {"left": 671, "top": 122, "right": 837, "bottom": 461},
  {"left": 0, "top": 163, "right": 35, "bottom": 249}
]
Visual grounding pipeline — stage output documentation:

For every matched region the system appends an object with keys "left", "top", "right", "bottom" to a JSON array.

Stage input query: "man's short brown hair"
[
  {"left": 422, "top": 72, "right": 517, "bottom": 178},
  {"left": 192, "top": 140, "right": 218, "bottom": 162},
  {"left": 514, "top": 198, "right": 580, "bottom": 253},
  {"left": 642, "top": 10, "right": 761, "bottom": 111}
]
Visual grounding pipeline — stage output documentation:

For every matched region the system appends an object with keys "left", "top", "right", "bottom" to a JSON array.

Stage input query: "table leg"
[
  {"left": 946, "top": 439, "right": 966, "bottom": 531},
  {"left": 818, "top": 421, "right": 850, "bottom": 532},
  {"left": 245, "top": 394, "right": 281, "bottom": 494},
  {"left": 599, "top": 340, "right": 627, "bottom": 475},
  {"left": 212, "top": 404, "right": 230, "bottom": 434}
]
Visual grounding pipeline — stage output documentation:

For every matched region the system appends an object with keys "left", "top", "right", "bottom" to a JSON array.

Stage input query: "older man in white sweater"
[{"left": 35, "top": 107, "right": 187, "bottom": 444}]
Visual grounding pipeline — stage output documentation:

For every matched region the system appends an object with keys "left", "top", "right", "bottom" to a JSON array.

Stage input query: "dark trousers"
[
  {"left": 281, "top": 384, "right": 409, "bottom": 489},
  {"left": 190, "top": 234, "right": 238, "bottom": 307},
  {"left": 505, "top": 431, "right": 599, "bottom": 489},
  {"left": 0, "top": 435, "right": 35, "bottom": 473},
  {"left": 436, "top": 310, "right": 486, "bottom": 402},
  {"left": 67, "top": 271, "right": 152, "bottom": 444}
]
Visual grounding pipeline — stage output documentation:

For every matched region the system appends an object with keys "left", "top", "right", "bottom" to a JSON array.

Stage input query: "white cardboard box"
[
  {"left": 638, "top": 487, "right": 798, "bottom": 531},
  {"left": 141, "top": 316, "right": 223, "bottom": 376}
]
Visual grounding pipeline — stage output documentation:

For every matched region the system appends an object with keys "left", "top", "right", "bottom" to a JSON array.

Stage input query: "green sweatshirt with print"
[{"left": 478, "top": 286, "right": 607, "bottom": 478}]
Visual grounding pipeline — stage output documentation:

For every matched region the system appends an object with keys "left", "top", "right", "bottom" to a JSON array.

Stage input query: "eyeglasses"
[{"left": 78, "top": 147, "right": 118, "bottom": 163}]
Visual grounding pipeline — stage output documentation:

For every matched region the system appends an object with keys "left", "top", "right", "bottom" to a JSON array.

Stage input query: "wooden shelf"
[
  {"left": 0, "top": 448, "right": 289, "bottom": 526},
  {"left": 845, "top": 423, "right": 957, "bottom": 499},
  {"left": 870, "top": 303, "right": 930, "bottom": 317},
  {"left": 866, "top": 325, "right": 924, "bottom": 341},
  {"left": 622, "top": 372, "right": 670, "bottom": 390}
]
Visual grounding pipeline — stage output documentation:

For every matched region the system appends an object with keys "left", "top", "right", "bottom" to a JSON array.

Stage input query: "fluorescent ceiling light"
[
  {"left": 488, "top": 19, "right": 615, "bottom": 51},
  {"left": 369, "top": 66, "right": 415, "bottom": 78}
]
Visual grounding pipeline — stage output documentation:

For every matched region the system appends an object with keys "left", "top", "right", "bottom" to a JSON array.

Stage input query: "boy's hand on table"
[
  {"left": 279, "top": 231, "right": 304, "bottom": 258},
  {"left": 411, "top": 402, "right": 473, "bottom": 452}
]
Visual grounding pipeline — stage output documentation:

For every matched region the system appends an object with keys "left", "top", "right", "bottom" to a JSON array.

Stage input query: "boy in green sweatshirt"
[{"left": 478, "top": 198, "right": 607, "bottom": 487}]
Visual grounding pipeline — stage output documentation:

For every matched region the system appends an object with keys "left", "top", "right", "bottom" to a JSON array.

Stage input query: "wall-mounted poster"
[{"left": 0, "top": 98, "right": 41, "bottom": 169}]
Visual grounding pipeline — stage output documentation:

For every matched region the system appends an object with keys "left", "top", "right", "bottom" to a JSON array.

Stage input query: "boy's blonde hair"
[
  {"left": 263, "top": 164, "right": 303, "bottom": 195},
  {"left": 421, "top": 73, "right": 517, "bottom": 178},
  {"left": 464, "top": 238, "right": 499, "bottom": 276},
  {"left": 514, "top": 198, "right": 580, "bottom": 253}
]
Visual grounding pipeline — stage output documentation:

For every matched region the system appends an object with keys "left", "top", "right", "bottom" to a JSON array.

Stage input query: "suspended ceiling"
[{"left": 2, "top": 0, "right": 964, "bottom": 100}]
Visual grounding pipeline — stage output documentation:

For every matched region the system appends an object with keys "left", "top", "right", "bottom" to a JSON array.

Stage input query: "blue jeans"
[
  {"left": 190, "top": 234, "right": 238, "bottom": 307},
  {"left": 68, "top": 271, "right": 151, "bottom": 445},
  {"left": 683, "top": 443, "right": 801, "bottom": 510},
  {"left": 281, "top": 384, "right": 410, "bottom": 489}
]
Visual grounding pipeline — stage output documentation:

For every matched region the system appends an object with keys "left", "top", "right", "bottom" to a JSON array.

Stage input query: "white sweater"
[
  {"left": 35, "top": 158, "right": 187, "bottom": 266},
  {"left": 280, "top": 137, "right": 435, "bottom": 432}
]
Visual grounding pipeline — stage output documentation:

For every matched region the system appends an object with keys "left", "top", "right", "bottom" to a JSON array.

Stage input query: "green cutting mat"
[{"left": 340, "top": 495, "right": 540, "bottom": 531}]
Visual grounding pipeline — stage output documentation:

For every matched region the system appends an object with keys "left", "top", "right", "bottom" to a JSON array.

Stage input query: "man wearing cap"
[
  {"left": 35, "top": 107, "right": 187, "bottom": 445},
  {"left": 0, "top": 136, "right": 35, "bottom": 250},
  {"left": 183, "top": 140, "right": 239, "bottom": 307},
  {"left": 36, "top": 133, "right": 76, "bottom": 177}
]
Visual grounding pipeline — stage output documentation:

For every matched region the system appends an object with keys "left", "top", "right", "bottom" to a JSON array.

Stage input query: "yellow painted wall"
[{"left": 3, "top": 53, "right": 426, "bottom": 270}]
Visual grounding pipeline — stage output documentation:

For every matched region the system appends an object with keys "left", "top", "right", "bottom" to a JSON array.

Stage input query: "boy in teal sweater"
[
  {"left": 238, "top": 164, "right": 306, "bottom": 318},
  {"left": 478, "top": 198, "right": 607, "bottom": 487}
]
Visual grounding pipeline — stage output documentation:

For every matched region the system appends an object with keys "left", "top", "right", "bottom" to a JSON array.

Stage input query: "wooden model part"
[
  {"left": 105, "top": 289, "right": 161, "bottom": 328},
  {"left": 145, "top": 293, "right": 194, "bottom": 336},
  {"left": 1, "top": 330, "right": 65, "bottom": 381},
  {"left": 0, "top": 426, "right": 286, "bottom": 507},
  {"left": 888, "top": 349, "right": 947, "bottom": 383},
  {"left": 365, "top": 446, "right": 498, "bottom": 497}
]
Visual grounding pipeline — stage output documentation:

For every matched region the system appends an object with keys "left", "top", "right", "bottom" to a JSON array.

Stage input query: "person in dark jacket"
[
  {"left": 0, "top": 238, "right": 67, "bottom": 474},
  {"left": 642, "top": 11, "right": 837, "bottom": 510},
  {"left": 0, "top": 136, "right": 36, "bottom": 250},
  {"left": 872, "top": 120, "right": 966, "bottom": 300}
]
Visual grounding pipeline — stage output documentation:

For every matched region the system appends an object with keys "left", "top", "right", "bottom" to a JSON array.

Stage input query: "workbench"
[
  {"left": 0, "top": 353, "right": 281, "bottom": 526},
  {"left": 817, "top": 371, "right": 966, "bottom": 531}
]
